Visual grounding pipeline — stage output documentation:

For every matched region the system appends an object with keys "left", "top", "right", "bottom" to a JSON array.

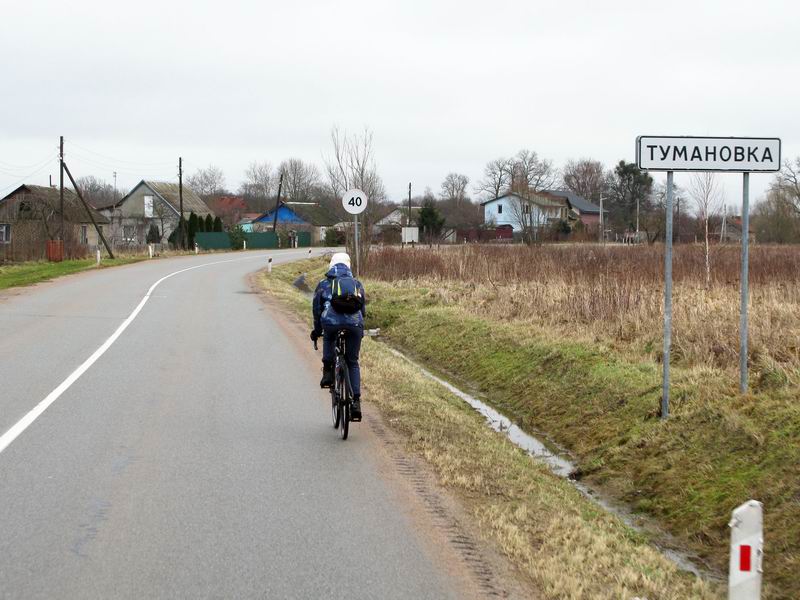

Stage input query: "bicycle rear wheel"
[
  {"left": 338, "top": 362, "right": 351, "bottom": 440},
  {"left": 331, "top": 386, "right": 340, "bottom": 428}
]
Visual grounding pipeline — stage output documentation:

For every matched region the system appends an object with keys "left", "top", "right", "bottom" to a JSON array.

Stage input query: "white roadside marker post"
[
  {"left": 729, "top": 500, "right": 763, "bottom": 600},
  {"left": 96, "top": 248, "right": 101, "bottom": 265},
  {"left": 243, "top": 239, "right": 247, "bottom": 251},
  {"left": 267, "top": 256, "right": 273, "bottom": 273},
  {"left": 148, "top": 244, "right": 153, "bottom": 259},
  {"left": 194, "top": 242, "right": 198, "bottom": 255}
]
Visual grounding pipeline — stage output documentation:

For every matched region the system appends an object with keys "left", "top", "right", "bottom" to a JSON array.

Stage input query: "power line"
[
  {"left": 0, "top": 153, "right": 59, "bottom": 177},
  {"left": 0, "top": 156, "right": 57, "bottom": 196},
  {"left": 65, "top": 140, "right": 175, "bottom": 167}
]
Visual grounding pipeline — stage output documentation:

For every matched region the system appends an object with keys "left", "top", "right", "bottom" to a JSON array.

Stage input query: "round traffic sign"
[{"left": 342, "top": 189, "right": 368, "bottom": 215}]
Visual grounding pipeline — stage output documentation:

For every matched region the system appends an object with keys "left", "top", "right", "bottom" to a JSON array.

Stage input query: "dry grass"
[
  {"left": 258, "top": 263, "right": 722, "bottom": 600},
  {"left": 365, "top": 245, "right": 800, "bottom": 374}
]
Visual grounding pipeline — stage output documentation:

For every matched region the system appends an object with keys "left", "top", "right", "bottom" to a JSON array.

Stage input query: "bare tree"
[
  {"left": 240, "top": 161, "right": 275, "bottom": 201},
  {"left": 475, "top": 157, "right": 513, "bottom": 200},
  {"left": 439, "top": 173, "right": 470, "bottom": 205},
  {"left": 773, "top": 157, "right": 800, "bottom": 215},
  {"left": 562, "top": 159, "right": 607, "bottom": 202},
  {"left": 507, "top": 195, "right": 549, "bottom": 245},
  {"left": 690, "top": 172, "right": 722, "bottom": 285},
  {"left": 511, "top": 149, "right": 558, "bottom": 195},
  {"left": 76, "top": 176, "right": 116, "bottom": 208},
  {"left": 187, "top": 165, "right": 226, "bottom": 196},
  {"left": 278, "top": 158, "right": 321, "bottom": 202},
  {"left": 324, "top": 126, "right": 386, "bottom": 270}
]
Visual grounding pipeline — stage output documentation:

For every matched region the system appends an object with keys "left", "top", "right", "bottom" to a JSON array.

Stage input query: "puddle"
[{"left": 384, "top": 345, "right": 719, "bottom": 582}]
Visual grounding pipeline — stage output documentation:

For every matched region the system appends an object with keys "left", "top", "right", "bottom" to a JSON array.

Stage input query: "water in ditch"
[{"left": 384, "top": 345, "right": 721, "bottom": 582}]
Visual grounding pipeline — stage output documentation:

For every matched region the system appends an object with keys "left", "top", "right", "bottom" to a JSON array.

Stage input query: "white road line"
[{"left": 0, "top": 250, "right": 315, "bottom": 455}]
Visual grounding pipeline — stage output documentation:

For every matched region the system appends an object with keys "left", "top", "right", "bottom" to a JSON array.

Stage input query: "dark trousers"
[{"left": 322, "top": 324, "right": 363, "bottom": 396}]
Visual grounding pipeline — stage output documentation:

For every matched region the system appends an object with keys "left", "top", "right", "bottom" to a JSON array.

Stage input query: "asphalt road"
[{"left": 0, "top": 250, "right": 463, "bottom": 599}]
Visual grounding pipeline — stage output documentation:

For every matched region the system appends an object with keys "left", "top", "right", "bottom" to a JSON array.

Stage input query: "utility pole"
[
  {"left": 113, "top": 171, "right": 117, "bottom": 203},
  {"left": 408, "top": 182, "right": 412, "bottom": 225},
  {"left": 178, "top": 157, "right": 184, "bottom": 249},
  {"left": 599, "top": 194, "right": 604, "bottom": 244},
  {"left": 59, "top": 136, "right": 64, "bottom": 241},
  {"left": 272, "top": 171, "right": 284, "bottom": 234}
]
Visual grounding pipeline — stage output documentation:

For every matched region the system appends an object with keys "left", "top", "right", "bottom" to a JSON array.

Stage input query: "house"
[
  {"left": 375, "top": 206, "right": 421, "bottom": 228},
  {"left": 206, "top": 195, "right": 247, "bottom": 228},
  {"left": 713, "top": 215, "right": 755, "bottom": 243},
  {"left": 480, "top": 193, "right": 566, "bottom": 232},
  {"left": 540, "top": 190, "right": 605, "bottom": 228},
  {"left": 250, "top": 201, "right": 338, "bottom": 244},
  {"left": 99, "top": 180, "right": 214, "bottom": 246},
  {"left": 0, "top": 184, "right": 110, "bottom": 261}
]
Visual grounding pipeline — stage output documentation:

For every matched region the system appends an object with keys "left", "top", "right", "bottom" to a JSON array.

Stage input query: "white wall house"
[{"left": 480, "top": 193, "right": 565, "bottom": 232}]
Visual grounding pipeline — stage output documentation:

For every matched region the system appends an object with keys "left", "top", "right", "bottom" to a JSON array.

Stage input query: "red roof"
[{"left": 208, "top": 195, "right": 247, "bottom": 212}]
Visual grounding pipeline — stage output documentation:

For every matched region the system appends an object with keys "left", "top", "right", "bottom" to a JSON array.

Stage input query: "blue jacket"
[{"left": 312, "top": 264, "right": 366, "bottom": 333}]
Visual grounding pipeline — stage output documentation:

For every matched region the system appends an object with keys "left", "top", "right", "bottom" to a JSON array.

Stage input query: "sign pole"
[
  {"left": 740, "top": 172, "right": 750, "bottom": 393},
  {"left": 661, "top": 171, "right": 674, "bottom": 419},
  {"left": 354, "top": 213, "right": 360, "bottom": 277}
]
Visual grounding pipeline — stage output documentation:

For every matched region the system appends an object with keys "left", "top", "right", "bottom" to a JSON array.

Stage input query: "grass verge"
[
  {"left": 0, "top": 257, "right": 148, "bottom": 291},
  {"left": 259, "top": 260, "right": 722, "bottom": 600}
]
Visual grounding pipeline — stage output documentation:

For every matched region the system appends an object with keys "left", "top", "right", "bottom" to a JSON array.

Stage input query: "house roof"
[
  {"left": 376, "top": 206, "right": 421, "bottom": 226},
  {"left": 479, "top": 193, "right": 563, "bottom": 208},
  {"left": 113, "top": 180, "right": 214, "bottom": 217},
  {"left": 252, "top": 202, "right": 338, "bottom": 227},
  {"left": 207, "top": 195, "right": 247, "bottom": 213},
  {"left": 542, "top": 190, "right": 603, "bottom": 214},
  {"left": 0, "top": 184, "right": 110, "bottom": 224}
]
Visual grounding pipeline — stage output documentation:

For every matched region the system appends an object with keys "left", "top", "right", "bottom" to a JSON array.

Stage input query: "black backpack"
[{"left": 330, "top": 275, "right": 364, "bottom": 314}]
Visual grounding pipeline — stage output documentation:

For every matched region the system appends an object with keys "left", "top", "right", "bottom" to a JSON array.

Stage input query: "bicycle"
[{"left": 314, "top": 330, "right": 357, "bottom": 440}]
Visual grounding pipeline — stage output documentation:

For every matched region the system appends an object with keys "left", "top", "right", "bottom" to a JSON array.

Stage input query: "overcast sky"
[{"left": 1, "top": 0, "right": 797, "bottom": 207}]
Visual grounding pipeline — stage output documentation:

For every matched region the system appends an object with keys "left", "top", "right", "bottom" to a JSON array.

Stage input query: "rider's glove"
[{"left": 310, "top": 330, "right": 320, "bottom": 342}]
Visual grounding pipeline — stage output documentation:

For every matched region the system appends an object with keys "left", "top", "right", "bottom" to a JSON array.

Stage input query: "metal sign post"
[
  {"left": 636, "top": 136, "right": 780, "bottom": 407},
  {"left": 662, "top": 171, "right": 674, "bottom": 419},
  {"left": 740, "top": 173, "right": 750, "bottom": 393},
  {"left": 341, "top": 188, "right": 368, "bottom": 277}
]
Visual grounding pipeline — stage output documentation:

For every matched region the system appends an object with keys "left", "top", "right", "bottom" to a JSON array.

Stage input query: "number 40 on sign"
[{"left": 342, "top": 189, "right": 368, "bottom": 215}]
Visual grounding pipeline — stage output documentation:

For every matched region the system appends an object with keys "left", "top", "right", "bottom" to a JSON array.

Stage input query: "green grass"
[
  {"left": 0, "top": 257, "right": 147, "bottom": 290},
  {"left": 268, "top": 258, "right": 798, "bottom": 599}
]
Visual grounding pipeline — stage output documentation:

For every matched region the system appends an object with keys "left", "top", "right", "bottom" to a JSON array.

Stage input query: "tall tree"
[
  {"left": 418, "top": 198, "right": 445, "bottom": 244},
  {"left": 440, "top": 173, "right": 470, "bottom": 205},
  {"left": 239, "top": 161, "right": 274, "bottom": 209},
  {"left": 511, "top": 149, "right": 558, "bottom": 196},
  {"left": 325, "top": 126, "right": 386, "bottom": 270},
  {"left": 187, "top": 165, "right": 226, "bottom": 196},
  {"left": 607, "top": 161, "right": 653, "bottom": 236},
  {"left": 752, "top": 188, "right": 800, "bottom": 243},
  {"left": 75, "top": 176, "right": 117, "bottom": 208},
  {"left": 475, "top": 157, "right": 513, "bottom": 200},
  {"left": 562, "top": 159, "right": 607, "bottom": 202},
  {"left": 773, "top": 157, "right": 800, "bottom": 215},
  {"left": 278, "top": 158, "right": 321, "bottom": 202}
]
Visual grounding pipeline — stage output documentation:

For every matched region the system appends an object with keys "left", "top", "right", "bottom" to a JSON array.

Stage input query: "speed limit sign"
[{"left": 342, "top": 189, "right": 368, "bottom": 215}]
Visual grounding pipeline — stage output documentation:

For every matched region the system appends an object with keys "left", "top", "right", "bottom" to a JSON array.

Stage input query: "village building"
[
  {"left": 99, "top": 180, "right": 214, "bottom": 246},
  {"left": 480, "top": 193, "right": 566, "bottom": 232},
  {"left": 0, "top": 184, "right": 110, "bottom": 261},
  {"left": 249, "top": 201, "right": 337, "bottom": 244}
]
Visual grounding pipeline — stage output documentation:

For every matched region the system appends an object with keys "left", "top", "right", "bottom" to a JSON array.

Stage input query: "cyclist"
[{"left": 310, "top": 252, "right": 365, "bottom": 419}]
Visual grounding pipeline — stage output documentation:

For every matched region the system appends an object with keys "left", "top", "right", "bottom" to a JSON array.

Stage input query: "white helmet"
[{"left": 329, "top": 252, "right": 351, "bottom": 269}]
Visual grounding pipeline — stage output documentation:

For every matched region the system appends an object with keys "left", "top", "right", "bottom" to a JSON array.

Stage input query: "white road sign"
[
  {"left": 342, "top": 189, "right": 368, "bottom": 215},
  {"left": 637, "top": 136, "right": 781, "bottom": 172}
]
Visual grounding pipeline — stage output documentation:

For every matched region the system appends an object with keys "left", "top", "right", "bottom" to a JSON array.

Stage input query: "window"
[
  {"left": 144, "top": 195, "right": 154, "bottom": 218},
  {"left": 497, "top": 204, "right": 503, "bottom": 214},
  {"left": 523, "top": 203, "right": 531, "bottom": 214},
  {"left": 0, "top": 223, "right": 10, "bottom": 244},
  {"left": 80, "top": 225, "right": 88, "bottom": 245},
  {"left": 123, "top": 225, "right": 136, "bottom": 243}
]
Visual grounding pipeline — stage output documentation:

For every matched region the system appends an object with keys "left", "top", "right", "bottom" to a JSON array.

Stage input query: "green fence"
[
  {"left": 245, "top": 232, "right": 279, "bottom": 249},
  {"left": 297, "top": 232, "right": 311, "bottom": 247},
  {"left": 195, "top": 232, "right": 231, "bottom": 249},
  {"left": 195, "top": 232, "right": 280, "bottom": 250}
]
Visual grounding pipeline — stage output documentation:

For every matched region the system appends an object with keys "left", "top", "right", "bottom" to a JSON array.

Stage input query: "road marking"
[{"left": 0, "top": 250, "right": 316, "bottom": 455}]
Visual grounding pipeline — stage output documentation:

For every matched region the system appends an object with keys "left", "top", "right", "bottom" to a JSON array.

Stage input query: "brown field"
[{"left": 365, "top": 244, "right": 800, "bottom": 375}]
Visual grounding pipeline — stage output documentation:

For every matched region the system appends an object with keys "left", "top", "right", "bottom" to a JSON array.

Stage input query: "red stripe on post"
[{"left": 739, "top": 545, "right": 752, "bottom": 572}]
